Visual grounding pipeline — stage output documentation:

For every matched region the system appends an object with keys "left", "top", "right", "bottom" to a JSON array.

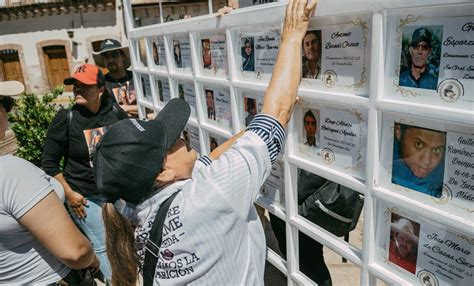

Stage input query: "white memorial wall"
[{"left": 123, "top": 1, "right": 474, "bottom": 285}]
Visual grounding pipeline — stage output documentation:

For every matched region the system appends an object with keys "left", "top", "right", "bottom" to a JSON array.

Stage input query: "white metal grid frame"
[{"left": 122, "top": 1, "right": 474, "bottom": 285}]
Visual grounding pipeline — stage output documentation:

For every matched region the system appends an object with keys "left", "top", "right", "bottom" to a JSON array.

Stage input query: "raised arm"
[
  {"left": 209, "top": 0, "right": 317, "bottom": 160},
  {"left": 261, "top": 0, "right": 317, "bottom": 128}
]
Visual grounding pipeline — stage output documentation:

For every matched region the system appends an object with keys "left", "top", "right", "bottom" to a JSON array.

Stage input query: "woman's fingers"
[{"left": 305, "top": 0, "right": 318, "bottom": 17}]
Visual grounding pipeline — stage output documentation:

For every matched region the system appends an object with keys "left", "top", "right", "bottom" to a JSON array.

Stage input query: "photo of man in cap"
[
  {"left": 399, "top": 26, "right": 441, "bottom": 91},
  {"left": 93, "top": 38, "right": 138, "bottom": 117},
  {"left": 389, "top": 214, "right": 420, "bottom": 274},
  {"left": 392, "top": 123, "right": 446, "bottom": 198}
]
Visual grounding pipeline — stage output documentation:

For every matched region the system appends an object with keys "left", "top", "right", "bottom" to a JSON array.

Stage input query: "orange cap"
[{"left": 64, "top": 64, "right": 105, "bottom": 86}]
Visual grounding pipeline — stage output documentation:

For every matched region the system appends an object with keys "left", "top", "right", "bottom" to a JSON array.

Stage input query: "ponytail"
[{"left": 103, "top": 202, "right": 139, "bottom": 286}]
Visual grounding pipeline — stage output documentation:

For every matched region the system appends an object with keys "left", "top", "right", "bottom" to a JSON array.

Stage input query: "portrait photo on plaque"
[
  {"left": 156, "top": 78, "right": 171, "bottom": 104},
  {"left": 261, "top": 160, "right": 285, "bottom": 206},
  {"left": 386, "top": 11, "right": 473, "bottom": 109},
  {"left": 392, "top": 123, "right": 446, "bottom": 198},
  {"left": 151, "top": 37, "right": 166, "bottom": 66},
  {"left": 137, "top": 38, "right": 148, "bottom": 67},
  {"left": 379, "top": 205, "right": 474, "bottom": 285},
  {"left": 208, "top": 135, "right": 225, "bottom": 153},
  {"left": 380, "top": 114, "right": 473, "bottom": 216},
  {"left": 140, "top": 75, "right": 152, "bottom": 102},
  {"left": 241, "top": 37, "right": 255, "bottom": 72},
  {"left": 238, "top": 28, "right": 281, "bottom": 79},
  {"left": 177, "top": 81, "right": 196, "bottom": 117},
  {"left": 300, "top": 14, "right": 371, "bottom": 95},
  {"left": 296, "top": 104, "right": 367, "bottom": 179},
  {"left": 388, "top": 213, "right": 420, "bottom": 274},
  {"left": 201, "top": 35, "right": 227, "bottom": 75},
  {"left": 183, "top": 126, "right": 201, "bottom": 155},
  {"left": 172, "top": 37, "right": 192, "bottom": 69},
  {"left": 242, "top": 91, "right": 263, "bottom": 127},
  {"left": 173, "top": 40, "right": 182, "bottom": 68},
  {"left": 300, "top": 108, "right": 320, "bottom": 149},
  {"left": 302, "top": 30, "right": 322, "bottom": 80},
  {"left": 204, "top": 87, "right": 232, "bottom": 129},
  {"left": 202, "top": 39, "right": 212, "bottom": 69},
  {"left": 205, "top": 89, "right": 216, "bottom": 120},
  {"left": 399, "top": 25, "right": 443, "bottom": 91},
  {"left": 152, "top": 41, "right": 160, "bottom": 66}
]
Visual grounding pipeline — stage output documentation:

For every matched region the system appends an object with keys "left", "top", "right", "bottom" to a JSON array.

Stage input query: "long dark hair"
[{"left": 103, "top": 203, "right": 139, "bottom": 286}]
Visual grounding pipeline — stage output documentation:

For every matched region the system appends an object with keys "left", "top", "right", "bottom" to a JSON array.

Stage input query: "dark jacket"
[{"left": 42, "top": 93, "right": 128, "bottom": 197}]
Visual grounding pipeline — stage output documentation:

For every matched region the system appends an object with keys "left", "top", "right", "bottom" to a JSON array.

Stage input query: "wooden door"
[
  {"left": 43, "top": 45, "right": 71, "bottom": 91},
  {"left": 0, "top": 52, "right": 24, "bottom": 84}
]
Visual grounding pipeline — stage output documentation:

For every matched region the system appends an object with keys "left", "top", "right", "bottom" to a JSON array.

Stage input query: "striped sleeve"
[
  {"left": 198, "top": 155, "right": 213, "bottom": 166},
  {"left": 246, "top": 114, "right": 285, "bottom": 164}
]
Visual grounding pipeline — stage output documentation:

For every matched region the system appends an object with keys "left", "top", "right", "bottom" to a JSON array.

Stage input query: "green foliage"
[{"left": 8, "top": 86, "right": 64, "bottom": 167}]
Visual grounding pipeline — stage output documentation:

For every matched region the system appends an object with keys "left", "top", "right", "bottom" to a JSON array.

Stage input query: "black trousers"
[{"left": 270, "top": 213, "right": 332, "bottom": 285}]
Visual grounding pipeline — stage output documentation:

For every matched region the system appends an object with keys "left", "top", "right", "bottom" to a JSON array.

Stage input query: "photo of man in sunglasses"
[
  {"left": 93, "top": 39, "right": 138, "bottom": 118},
  {"left": 399, "top": 26, "right": 441, "bottom": 91}
]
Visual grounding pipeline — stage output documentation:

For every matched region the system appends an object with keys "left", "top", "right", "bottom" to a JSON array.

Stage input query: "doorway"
[
  {"left": 0, "top": 50, "right": 25, "bottom": 84},
  {"left": 43, "top": 45, "right": 71, "bottom": 91}
]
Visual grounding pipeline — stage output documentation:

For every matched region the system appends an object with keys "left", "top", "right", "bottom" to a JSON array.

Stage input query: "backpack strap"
[
  {"left": 143, "top": 191, "right": 180, "bottom": 286},
  {"left": 67, "top": 109, "right": 73, "bottom": 130},
  {"left": 63, "top": 109, "right": 73, "bottom": 167}
]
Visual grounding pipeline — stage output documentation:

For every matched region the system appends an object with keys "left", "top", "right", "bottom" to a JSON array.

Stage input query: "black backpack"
[{"left": 298, "top": 170, "right": 364, "bottom": 237}]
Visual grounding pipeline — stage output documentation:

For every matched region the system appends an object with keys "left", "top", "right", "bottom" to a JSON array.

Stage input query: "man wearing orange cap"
[{"left": 42, "top": 64, "right": 127, "bottom": 282}]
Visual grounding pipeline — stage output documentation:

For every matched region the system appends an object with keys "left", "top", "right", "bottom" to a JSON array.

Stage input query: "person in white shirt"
[
  {"left": 0, "top": 81, "right": 99, "bottom": 284},
  {"left": 93, "top": 0, "right": 318, "bottom": 285}
]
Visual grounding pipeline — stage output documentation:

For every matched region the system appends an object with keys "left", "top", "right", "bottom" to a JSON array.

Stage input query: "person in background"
[
  {"left": 94, "top": 1, "right": 317, "bottom": 285},
  {"left": 93, "top": 38, "right": 138, "bottom": 118},
  {"left": 1, "top": 80, "right": 99, "bottom": 284},
  {"left": 270, "top": 169, "right": 332, "bottom": 286},
  {"left": 42, "top": 64, "right": 128, "bottom": 283}
]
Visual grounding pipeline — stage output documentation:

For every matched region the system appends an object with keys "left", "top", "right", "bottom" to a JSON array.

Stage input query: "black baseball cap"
[
  {"left": 411, "top": 27, "right": 432, "bottom": 48},
  {"left": 94, "top": 98, "right": 191, "bottom": 203}
]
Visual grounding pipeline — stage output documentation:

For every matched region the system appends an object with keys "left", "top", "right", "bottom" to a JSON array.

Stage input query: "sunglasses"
[
  {"left": 411, "top": 43, "right": 430, "bottom": 51},
  {"left": 101, "top": 50, "right": 121, "bottom": 59},
  {"left": 0, "top": 96, "right": 14, "bottom": 113}
]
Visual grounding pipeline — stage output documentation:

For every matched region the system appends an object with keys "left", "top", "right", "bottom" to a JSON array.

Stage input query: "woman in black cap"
[{"left": 94, "top": 1, "right": 318, "bottom": 285}]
